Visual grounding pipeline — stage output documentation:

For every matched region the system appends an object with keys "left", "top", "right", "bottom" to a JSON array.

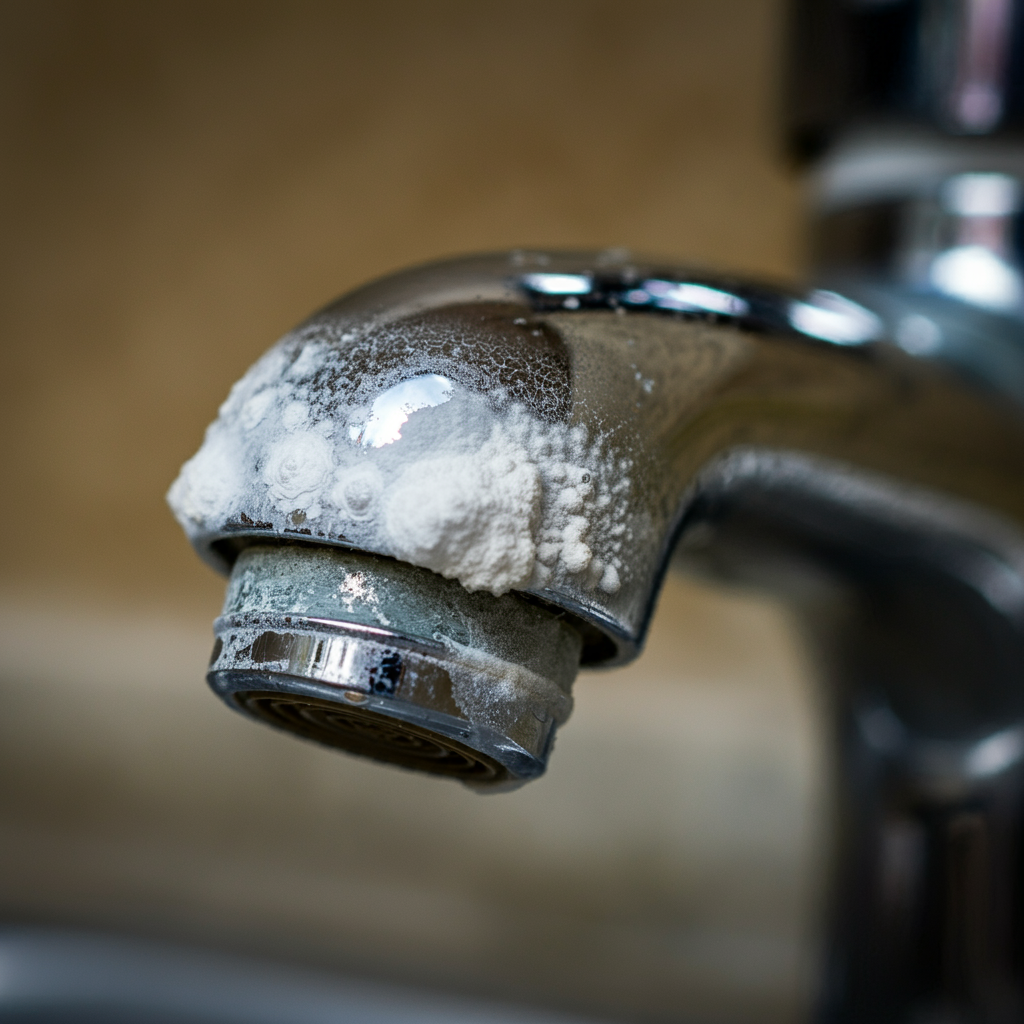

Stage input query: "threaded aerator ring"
[{"left": 208, "top": 545, "right": 584, "bottom": 787}]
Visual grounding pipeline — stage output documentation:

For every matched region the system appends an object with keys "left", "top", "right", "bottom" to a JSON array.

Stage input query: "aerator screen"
[{"left": 232, "top": 690, "right": 511, "bottom": 782}]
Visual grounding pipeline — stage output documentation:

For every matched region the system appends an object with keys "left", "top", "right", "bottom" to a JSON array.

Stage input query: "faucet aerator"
[{"left": 206, "top": 544, "right": 582, "bottom": 789}]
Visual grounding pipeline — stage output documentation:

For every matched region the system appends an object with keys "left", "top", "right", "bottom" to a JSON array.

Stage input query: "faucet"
[{"left": 169, "top": 3, "right": 1024, "bottom": 1021}]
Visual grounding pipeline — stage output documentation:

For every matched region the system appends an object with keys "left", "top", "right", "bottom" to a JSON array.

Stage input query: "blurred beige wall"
[{"left": 0, "top": 0, "right": 800, "bottom": 615}]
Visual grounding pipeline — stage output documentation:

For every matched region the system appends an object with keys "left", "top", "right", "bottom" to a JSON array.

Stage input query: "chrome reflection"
[
  {"left": 810, "top": 160, "right": 1024, "bottom": 401},
  {"left": 928, "top": 172, "right": 1024, "bottom": 312},
  {"left": 627, "top": 279, "right": 749, "bottom": 316},
  {"left": 948, "top": 0, "right": 1014, "bottom": 132},
  {"left": 788, "top": 289, "right": 882, "bottom": 345},
  {"left": 894, "top": 314, "right": 943, "bottom": 356},
  {"left": 942, "top": 172, "right": 1020, "bottom": 217},
  {"left": 349, "top": 374, "right": 453, "bottom": 448},
  {"left": 520, "top": 272, "right": 592, "bottom": 295},
  {"left": 930, "top": 245, "right": 1022, "bottom": 311},
  {"left": 859, "top": 707, "right": 1024, "bottom": 786},
  {"left": 518, "top": 264, "right": 888, "bottom": 348},
  {"left": 965, "top": 725, "right": 1024, "bottom": 779}
]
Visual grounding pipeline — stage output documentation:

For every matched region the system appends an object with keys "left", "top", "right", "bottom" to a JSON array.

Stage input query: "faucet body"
[{"left": 172, "top": 249, "right": 1024, "bottom": 1018}]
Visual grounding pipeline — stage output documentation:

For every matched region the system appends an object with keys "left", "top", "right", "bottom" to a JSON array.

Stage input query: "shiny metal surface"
[
  {"left": 810, "top": 146, "right": 1024, "bottom": 405},
  {"left": 677, "top": 446, "right": 1024, "bottom": 1019},
  {"left": 179, "top": 250, "right": 1024, "bottom": 662},
  {"left": 791, "top": 0, "right": 1024, "bottom": 1000},
  {"left": 0, "top": 928, "right": 595, "bottom": 1024},
  {"left": 173, "top": 246, "right": 1024, "bottom": 1020},
  {"left": 802, "top": 178, "right": 1024, "bottom": 1020},
  {"left": 210, "top": 545, "right": 580, "bottom": 787},
  {"left": 786, "top": 0, "right": 1024, "bottom": 161}
]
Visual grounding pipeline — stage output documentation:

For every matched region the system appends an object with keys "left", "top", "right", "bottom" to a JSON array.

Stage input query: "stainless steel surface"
[
  {"left": 786, "top": 0, "right": 1024, "bottom": 162},
  {"left": 211, "top": 545, "right": 580, "bottom": 786},
  {"left": 788, "top": 1, "right": 1024, "bottom": 1006},
  {"left": 176, "top": 250, "right": 1024, "bottom": 660},
  {"left": 809, "top": 135, "right": 1024, "bottom": 404},
  {"left": 0, "top": 928, "right": 596, "bottom": 1024}
]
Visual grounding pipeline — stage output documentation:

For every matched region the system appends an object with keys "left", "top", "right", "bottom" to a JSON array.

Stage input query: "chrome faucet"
[{"left": 169, "top": 3, "right": 1024, "bottom": 1020}]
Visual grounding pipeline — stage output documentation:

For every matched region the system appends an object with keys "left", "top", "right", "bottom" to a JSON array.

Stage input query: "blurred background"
[{"left": 0, "top": 2, "right": 827, "bottom": 1021}]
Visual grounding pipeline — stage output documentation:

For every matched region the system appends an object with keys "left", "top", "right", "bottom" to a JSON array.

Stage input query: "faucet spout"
[
  {"left": 170, "top": 250, "right": 1024, "bottom": 780},
  {"left": 209, "top": 542, "right": 580, "bottom": 788}
]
